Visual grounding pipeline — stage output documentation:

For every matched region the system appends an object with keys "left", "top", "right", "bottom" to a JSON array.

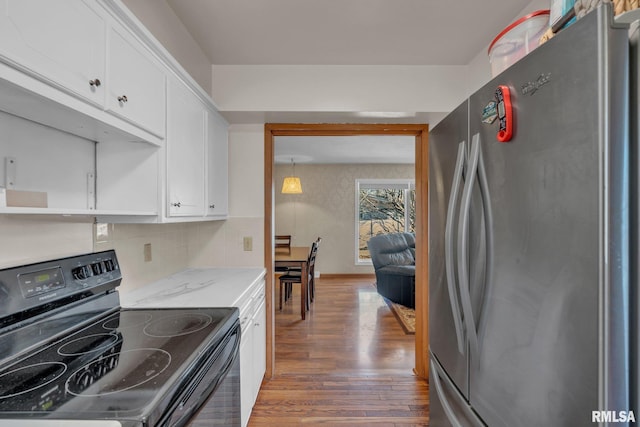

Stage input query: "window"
[{"left": 355, "top": 179, "right": 415, "bottom": 264}]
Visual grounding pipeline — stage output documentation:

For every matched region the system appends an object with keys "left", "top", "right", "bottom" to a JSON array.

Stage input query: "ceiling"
[
  {"left": 166, "top": 0, "right": 534, "bottom": 66},
  {"left": 164, "top": 0, "right": 534, "bottom": 163}
]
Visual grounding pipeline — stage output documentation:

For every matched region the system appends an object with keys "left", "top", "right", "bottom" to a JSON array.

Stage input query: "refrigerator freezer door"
[
  {"left": 429, "top": 100, "right": 470, "bottom": 398},
  {"left": 630, "top": 19, "right": 640, "bottom": 424},
  {"left": 467, "top": 6, "right": 629, "bottom": 427}
]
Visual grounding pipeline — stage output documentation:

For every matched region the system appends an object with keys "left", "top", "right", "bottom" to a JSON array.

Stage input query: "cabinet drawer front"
[{"left": 0, "top": 0, "right": 106, "bottom": 106}]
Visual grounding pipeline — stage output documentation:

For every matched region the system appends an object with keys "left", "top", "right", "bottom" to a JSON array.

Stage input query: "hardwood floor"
[{"left": 248, "top": 276, "right": 429, "bottom": 426}]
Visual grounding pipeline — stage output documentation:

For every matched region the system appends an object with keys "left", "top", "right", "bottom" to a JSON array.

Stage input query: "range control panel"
[
  {"left": 18, "top": 266, "right": 65, "bottom": 299},
  {"left": 0, "top": 250, "right": 121, "bottom": 321},
  {"left": 72, "top": 259, "right": 118, "bottom": 280}
]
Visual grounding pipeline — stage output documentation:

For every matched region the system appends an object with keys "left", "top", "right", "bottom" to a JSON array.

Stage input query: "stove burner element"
[
  {"left": 58, "top": 333, "right": 120, "bottom": 356},
  {"left": 103, "top": 311, "right": 152, "bottom": 330},
  {"left": 66, "top": 348, "right": 171, "bottom": 397},
  {"left": 144, "top": 313, "right": 212, "bottom": 337},
  {"left": 0, "top": 362, "right": 67, "bottom": 399}
]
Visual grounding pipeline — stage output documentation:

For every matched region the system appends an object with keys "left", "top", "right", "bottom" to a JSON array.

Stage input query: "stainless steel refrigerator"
[{"left": 428, "top": 5, "right": 633, "bottom": 426}]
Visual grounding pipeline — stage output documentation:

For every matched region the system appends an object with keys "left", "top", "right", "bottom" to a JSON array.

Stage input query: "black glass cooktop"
[{"left": 0, "top": 306, "right": 238, "bottom": 421}]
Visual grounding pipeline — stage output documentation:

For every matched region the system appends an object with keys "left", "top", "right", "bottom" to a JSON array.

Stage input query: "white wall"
[
  {"left": 274, "top": 163, "right": 414, "bottom": 275},
  {"left": 212, "top": 65, "right": 469, "bottom": 114},
  {"left": 121, "top": 0, "right": 213, "bottom": 94}
]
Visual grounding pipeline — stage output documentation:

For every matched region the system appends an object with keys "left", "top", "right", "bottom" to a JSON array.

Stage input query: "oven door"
[{"left": 159, "top": 320, "right": 241, "bottom": 427}]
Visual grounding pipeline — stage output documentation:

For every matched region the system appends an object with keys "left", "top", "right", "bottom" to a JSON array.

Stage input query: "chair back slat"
[{"left": 275, "top": 235, "right": 292, "bottom": 248}]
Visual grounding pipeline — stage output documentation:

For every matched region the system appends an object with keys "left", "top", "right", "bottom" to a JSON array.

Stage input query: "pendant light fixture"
[{"left": 281, "top": 158, "right": 302, "bottom": 194}]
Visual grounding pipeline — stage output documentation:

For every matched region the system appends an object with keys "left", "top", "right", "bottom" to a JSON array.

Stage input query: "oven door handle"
[
  {"left": 179, "top": 328, "right": 241, "bottom": 410},
  {"left": 157, "top": 322, "right": 241, "bottom": 427}
]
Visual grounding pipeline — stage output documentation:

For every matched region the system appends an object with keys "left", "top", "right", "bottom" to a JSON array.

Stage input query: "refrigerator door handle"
[
  {"left": 476, "top": 134, "right": 494, "bottom": 337},
  {"left": 457, "top": 133, "right": 481, "bottom": 369},
  {"left": 445, "top": 140, "right": 467, "bottom": 354},
  {"left": 430, "top": 357, "right": 466, "bottom": 427}
]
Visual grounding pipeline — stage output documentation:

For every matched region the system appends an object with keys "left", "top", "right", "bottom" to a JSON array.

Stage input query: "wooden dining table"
[{"left": 274, "top": 246, "right": 309, "bottom": 319}]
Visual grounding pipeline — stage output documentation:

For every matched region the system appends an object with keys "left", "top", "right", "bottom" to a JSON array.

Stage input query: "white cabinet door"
[
  {"left": 106, "top": 24, "right": 165, "bottom": 138},
  {"left": 0, "top": 0, "right": 106, "bottom": 106},
  {"left": 205, "top": 109, "right": 229, "bottom": 218},
  {"left": 251, "top": 301, "right": 266, "bottom": 402},
  {"left": 166, "top": 77, "right": 205, "bottom": 217}
]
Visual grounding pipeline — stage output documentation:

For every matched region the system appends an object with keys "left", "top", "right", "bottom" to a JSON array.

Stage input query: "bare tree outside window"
[{"left": 356, "top": 180, "right": 415, "bottom": 263}]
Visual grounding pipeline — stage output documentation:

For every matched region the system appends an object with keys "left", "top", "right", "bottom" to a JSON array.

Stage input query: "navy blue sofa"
[{"left": 367, "top": 232, "right": 415, "bottom": 309}]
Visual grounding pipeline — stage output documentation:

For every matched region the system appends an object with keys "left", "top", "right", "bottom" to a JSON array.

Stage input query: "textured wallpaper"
[{"left": 274, "top": 164, "right": 414, "bottom": 275}]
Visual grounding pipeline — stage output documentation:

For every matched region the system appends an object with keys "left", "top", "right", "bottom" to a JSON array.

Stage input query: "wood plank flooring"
[{"left": 248, "top": 276, "right": 429, "bottom": 426}]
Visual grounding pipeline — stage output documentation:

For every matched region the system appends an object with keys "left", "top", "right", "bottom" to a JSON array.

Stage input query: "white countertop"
[
  {"left": 0, "top": 422, "right": 122, "bottom": 427},
  {"left": 119, "top": 267, "right": 266, "bottom": 309}
]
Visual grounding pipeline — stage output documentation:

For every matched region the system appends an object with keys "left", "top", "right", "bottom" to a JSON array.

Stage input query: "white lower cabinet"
[
  {"left": 239, "top": 312, "right": 254, "bottom": 427},
  {"left": 251, "top": 301, "right": 266, "bottom": 397},
  {"left": 240, "top": 281, "right": 266, "bottom": 427}
]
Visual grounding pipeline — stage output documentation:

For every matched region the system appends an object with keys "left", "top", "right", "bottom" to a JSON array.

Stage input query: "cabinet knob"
[
  {"left": 171, "top": 202, "right": 181, "bottom": 208},
  {"left": 89, "top": 79, "right": 101, "bottom": 87},
  {"left": 209, "top": 204, "right": 215, "bottom": 209},
  {"left": 117, "top": 95, "right": 128, "bottom": 103}
]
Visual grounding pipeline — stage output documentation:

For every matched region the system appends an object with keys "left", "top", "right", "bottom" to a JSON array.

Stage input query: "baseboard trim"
[{"left": 319, "top": 273, "right": 376, "bottom": 279}]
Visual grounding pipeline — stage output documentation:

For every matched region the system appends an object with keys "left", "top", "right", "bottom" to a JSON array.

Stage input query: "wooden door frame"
[{"left": 264, "top": 123, "right": 429, "bottom": 379}]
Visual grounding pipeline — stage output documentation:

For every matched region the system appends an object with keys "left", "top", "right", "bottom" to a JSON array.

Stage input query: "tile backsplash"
[
  {"left": 94, "top": 222, "right": 191, "bottom": 292},
  {"left": 0, "top": 216, "right": 264, "bottom": 292},
  {"left": 95, "top": 217, "right": 264, "bottom": 292},
  {"left": 0, "top": 216, "right": 94, "bottom": 269}
]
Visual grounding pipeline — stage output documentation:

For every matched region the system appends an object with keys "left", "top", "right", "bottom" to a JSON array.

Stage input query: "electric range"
[{"left": 0, "top": 251, "right": 240, "bottom": 427}]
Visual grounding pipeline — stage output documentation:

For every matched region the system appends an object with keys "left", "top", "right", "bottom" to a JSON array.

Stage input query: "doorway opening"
[{"left": 264, "top": 123, "right": 429, "bottom": 380}]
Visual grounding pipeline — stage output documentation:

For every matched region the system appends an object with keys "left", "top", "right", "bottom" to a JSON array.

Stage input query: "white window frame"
[{"left": 355, "top": 178, "right": 415, "bottom": 265}]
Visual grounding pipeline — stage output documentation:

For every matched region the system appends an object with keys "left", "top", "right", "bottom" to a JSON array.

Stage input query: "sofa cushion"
[
  {"left": 378, "top": 264, "right": 415, "bottom": 277},
  {"left": 367, "top": 233, "right": 415, "bottom": 269}
]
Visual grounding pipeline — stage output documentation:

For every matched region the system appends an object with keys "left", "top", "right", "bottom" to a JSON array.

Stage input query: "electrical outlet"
[
  {"left": 144, "top": 243, "right": 152, "bottom": 262},
  {"left": 243, "top": 236, "right": 253, "bottom": 251}
]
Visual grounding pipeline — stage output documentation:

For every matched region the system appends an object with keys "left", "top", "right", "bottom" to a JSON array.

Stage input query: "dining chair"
[
  {"left": 279, "top": 241, "right": 317, "bottom": 317},
  {"left": 282, "top": 237, "right": 321, "bottom": 303},
  {"left": 275, "top": 234, "right": 292, "bottom": 273},
  {"left": 309, "top": 237, "right": 321, "bottom": 302}
]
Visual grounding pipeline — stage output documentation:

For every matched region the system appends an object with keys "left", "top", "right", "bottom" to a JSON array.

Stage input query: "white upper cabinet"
[
  {"left": 106, "top": 23, "right": 166, "bottom": 138},
  {"left": 0, "top": 0, "right": 106, "bottom": 106},
  {"left": 166, "top": 77, "right": 205, "bottom": 217},
  {"left": 206, "top": 110, "right": 229, "bottom": 219}
]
